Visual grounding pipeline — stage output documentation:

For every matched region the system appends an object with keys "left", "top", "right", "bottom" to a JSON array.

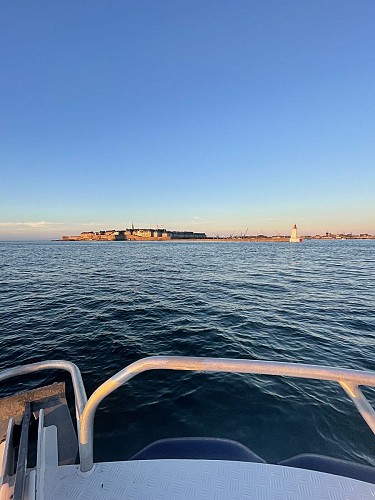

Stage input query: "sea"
[{"left": 0, "top": 240, "right": 374, "bottom": 466}]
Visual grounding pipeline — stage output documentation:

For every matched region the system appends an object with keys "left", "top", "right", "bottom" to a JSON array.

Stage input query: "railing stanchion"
[{"left": 340, "top": 382, "right": 375, "bottom": 434}]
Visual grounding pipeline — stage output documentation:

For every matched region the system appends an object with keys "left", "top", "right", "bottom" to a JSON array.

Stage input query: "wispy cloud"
[{"left": 0, "top": 221, "right": 64, "bottom": 230}]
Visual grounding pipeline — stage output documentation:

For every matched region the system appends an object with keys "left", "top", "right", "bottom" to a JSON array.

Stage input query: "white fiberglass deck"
[{"left": 42, "top": 460, "right": 375, "bottom": 500}]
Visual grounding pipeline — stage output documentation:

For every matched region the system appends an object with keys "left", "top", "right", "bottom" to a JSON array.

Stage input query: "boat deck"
[{"left": 41, "top": 459, "right": 375, "bottom": 500}]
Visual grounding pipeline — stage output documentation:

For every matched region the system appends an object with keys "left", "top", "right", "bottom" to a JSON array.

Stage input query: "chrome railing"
[
  {"left": 0, "top": 360, "right": 87, "bottom": 432},
  {"left": 1, "top": 357, "right": 375, "bottom": 473},
  {"left": 79, "top": 356, "right": 375, "bottom": 472}
]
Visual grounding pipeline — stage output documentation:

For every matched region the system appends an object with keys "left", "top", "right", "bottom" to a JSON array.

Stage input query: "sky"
[{"left": 1, "top": 0, "right": 374, "bottom": 239}]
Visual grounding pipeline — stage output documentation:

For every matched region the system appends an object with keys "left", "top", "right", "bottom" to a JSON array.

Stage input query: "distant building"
[
  {"left": 290, "top": 224, "right": 303, "bottom": 243},
  {"left": 62, "top": 235, "right": 80, "bottom": 241},
  {"left": 125, "top": 228, "right": 206, "bottom": 240},
  {"left": 165, "top": 230, "right": 206, "bottom": 239},
  {"left": 62, "top": 230, "right": 126, "bottom": 241},
  {"left": 62, "top": 228, "right": 206, "bottom": 241}
]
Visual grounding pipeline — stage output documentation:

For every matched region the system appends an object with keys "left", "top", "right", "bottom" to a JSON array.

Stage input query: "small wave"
[{"left": 0, "top": 240, "right": 374, "bottom": 465}]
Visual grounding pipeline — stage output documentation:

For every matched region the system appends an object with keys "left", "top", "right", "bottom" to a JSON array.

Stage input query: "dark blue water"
[{"left": 0, "top": 240, "right": 374, "bottom": 465}]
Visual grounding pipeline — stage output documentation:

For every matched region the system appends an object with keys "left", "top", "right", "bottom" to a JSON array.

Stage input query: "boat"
[{"left": 1, "top": 356, "right": 375, "bottom": 499}]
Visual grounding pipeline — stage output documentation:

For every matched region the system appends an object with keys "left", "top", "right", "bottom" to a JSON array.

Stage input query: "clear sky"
[{"left": 1, "top": 0, "right": 374, "bottom": 239}]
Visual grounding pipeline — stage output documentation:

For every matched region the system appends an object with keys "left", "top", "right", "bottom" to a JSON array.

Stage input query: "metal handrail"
[
  {"left": 1, "top": 357, "right": 375, "bottom": 473},
  {"left": 79, "top": 356, "right": 375, "bottom": 472},
  {"left": 0, "top": 360, "right": 87, "bottom": 434}
]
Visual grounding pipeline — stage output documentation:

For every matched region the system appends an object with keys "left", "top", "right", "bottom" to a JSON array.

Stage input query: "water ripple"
[{"left": 0, "top": 240, "right": 374, "bottom": 465}]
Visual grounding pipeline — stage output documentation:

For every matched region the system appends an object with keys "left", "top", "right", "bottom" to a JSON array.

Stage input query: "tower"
[{"left": 290, "top": 224, "right": 303, "bottom": 243}]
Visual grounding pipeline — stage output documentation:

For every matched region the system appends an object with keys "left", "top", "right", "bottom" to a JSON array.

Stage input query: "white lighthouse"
[{"left": 290, "top": 224, "right": 303, "bottom": 243}]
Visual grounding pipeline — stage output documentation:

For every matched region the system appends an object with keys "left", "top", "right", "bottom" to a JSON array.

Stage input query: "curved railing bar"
[
  {"left": 0, "top": 360, "right": 87, "bottom": 432},
  {"left": 339, "top": 382, "right": 375, "bottom": 434},
  {"left": 79, "top": 356, "right": 375, "bottom": 472}
]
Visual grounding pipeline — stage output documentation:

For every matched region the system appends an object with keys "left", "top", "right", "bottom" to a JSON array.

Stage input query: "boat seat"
[
  {"left": 279, "top": 453, "right": 375, "bottom": 484},
  {"left": 129, "top": 437, "right": 266, "bottom": 463}
]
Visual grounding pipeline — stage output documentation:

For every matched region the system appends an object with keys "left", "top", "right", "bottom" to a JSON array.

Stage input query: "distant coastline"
[
  {"left": 61, "top": 227, "right": 206, "bottom": 242},
  {"left": 58, "top": 227, "right": 375, "bottom": 242}
]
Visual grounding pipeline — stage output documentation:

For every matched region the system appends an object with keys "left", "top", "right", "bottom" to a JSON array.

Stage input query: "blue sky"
[{"left": 1, "top": 0, "right": 374, "bottom": 239}]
